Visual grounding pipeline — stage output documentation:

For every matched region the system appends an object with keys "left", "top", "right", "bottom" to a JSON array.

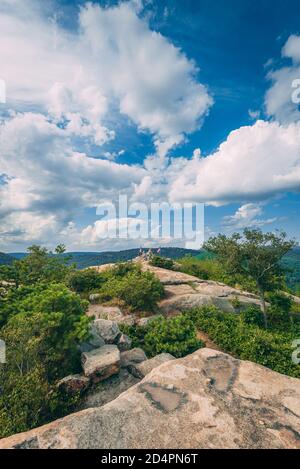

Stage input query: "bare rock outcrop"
[
  {"left": 141, "top": 260, "right": 262, "bottom": 314},
  {"left": 1, "top": 348, "right": 299, "bottom": 449},
  {"left": 88, "top": 259, "right": 262, "bottom": 318}
]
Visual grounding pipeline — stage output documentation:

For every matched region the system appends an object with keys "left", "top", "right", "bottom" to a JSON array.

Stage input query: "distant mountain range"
[
  {"left": 0, "top": 252, "right": 15, "bottom": 265},
  {"left": 2, "top": 246, "right": 300, "bottom": 291},
  {"left": 5, "top": 247, "right": 199, "bottom": 269}
]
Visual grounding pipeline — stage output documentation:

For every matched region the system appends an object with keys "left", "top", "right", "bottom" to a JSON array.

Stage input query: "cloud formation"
[
  {"left": 265, "top": 34, "right": 300, "bottom": 123},
  {"left": 0, "top": 0, "right": 212, "bottom": 248},
  {"left": 222, "top": 203, "right": 277, "bottom": 229},
  {"left": 168, "top": 120, "right": 300, "bottom": 205}
]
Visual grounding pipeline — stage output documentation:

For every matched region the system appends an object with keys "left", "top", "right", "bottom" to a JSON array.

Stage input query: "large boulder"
[
  {"left": 129, "top": 353, "right": 175, "bottom": 378},
  {"left": 81, "top": 345, "right": 120, "bottom": 384},
  {"left": 2, "top": 348, "right": 300, "bottom": 449}
]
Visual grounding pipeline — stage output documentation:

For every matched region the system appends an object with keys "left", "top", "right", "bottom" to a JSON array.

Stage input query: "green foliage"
[
  {"left": 204, "top": 229, "right": 297, "bottom": 328},
  {"left": 0, "top": 364, "right": 50, "bottom": 438},
  {"left": 143, "top": 315, "right": 203, "bottom": 358},
  {"left": 0, "top": 311, "right": 84, "bottom": 438},
  {"left": 267, "top": 292, "right": 292, "bottom": 329},
  {"left": 0, "top": 243, "right": 93, "bottom": 438},
  {"left": 67, "top": 269, "right": 105, "bottom": 294},
  {"left": 186, "top": 305, "right": 300, "bottom": 378},
  {"left": 119, "top": 323, "right": 148, "bottom": 349},
  {"left": 230, "top": 296, "right": 242, "bottom": 310},
  {"left": 178, "top": 255, "right": 257, "bottom": 292},
  {"left": 1, "top": 283, "right": 90, "bottom": 379},
  {"left": 98, "top": 264, "right": 164, "bottom": 312},
  {"left": 179, "top": 255, "right": 226, "bottom": 281},
  {"left": 280, "top": 248, "right": 300, "bottom": 292},
  {"left": 120, "top": 315, "right": 203, "bottom": 358},
  {"left": 0, "top": 245, "right": 74, "bottom": 289},
  {"left": 241, "top": 305, "right": 265, "bottom": 327},
  {"left": 149, "top": 256, "right": 174, "bottom": 270}
]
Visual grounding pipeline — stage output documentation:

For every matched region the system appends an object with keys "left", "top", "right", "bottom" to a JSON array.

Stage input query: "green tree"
[
  {"left": 204, "top": 229, "right": 297, "bottom": 328},
  {"left": 0, "top": 283, "right": 90, "bottom": 376},
  {"left": 0, "top": 309, "right": 85, "bottom": 438},
  {"left": 15, "top": 245, "right": 73, "bottom": 286}
]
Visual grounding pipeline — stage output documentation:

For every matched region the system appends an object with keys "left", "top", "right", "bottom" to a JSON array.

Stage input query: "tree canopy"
[{"left": 204, "top": 229, "right": 297, "bottom": 327}]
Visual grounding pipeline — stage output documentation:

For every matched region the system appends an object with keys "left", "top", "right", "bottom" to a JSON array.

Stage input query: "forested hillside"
[
  {"left": 7, "top": 248, "right": 198, "bottom": 269},
  {"left": 0, "top": 253, "right": 14, "bottom": 265}
]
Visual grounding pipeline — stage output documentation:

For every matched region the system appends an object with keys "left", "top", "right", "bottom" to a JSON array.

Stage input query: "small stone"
[
  {"left": 57, "top": 374, "right": 90, "bottom": 395},
  {"left": 117, "top": 333, "right": 132, "bottom": 352},
  {"left": 120, "top": 348, "right": 147, "bottom": 368},
  {"left": 93, "top": 319, "right": 121, "bottom": 344},
  {"left": 89, "top": 293, "right": 101, "bottom": 303}
]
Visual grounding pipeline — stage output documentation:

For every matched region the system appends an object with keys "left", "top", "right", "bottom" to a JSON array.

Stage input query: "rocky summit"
[
  {"left": 91, "top": 259, "right": 263, "bottom": 316},
  {"left": 1, "top": 348, "right": 299, "bottom": 449}
]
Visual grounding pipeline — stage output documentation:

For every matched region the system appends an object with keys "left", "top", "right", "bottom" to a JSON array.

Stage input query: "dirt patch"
[{"left": 196, "top": 330, "right": 221, "bottom": 351}]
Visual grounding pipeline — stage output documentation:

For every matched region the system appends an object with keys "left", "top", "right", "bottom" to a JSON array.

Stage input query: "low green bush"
[
  {"left": 266, "top": 292, "right": 292, "bottom": 328},
  {"left": 186, "top": 305, "right": 300, "bottom": 378},
  {"left": 144, "top": 315, "right": 204, "bottom": 358},
  {"left": 149, "top": 256, "right": 174, "bottom": 270},
  {"left": 99, "top": 269, "right": 164, "bottom": 312},
  {"left": 67, "top": 269, "right": 105, "bottom": 294},
  {"left": 241, "top": 305, "right": 265, "bottom": 327},
  {"left": 178, "top": 256, "right": 257, "bottom": 293},
  {"left": 120, "top": 314, "right": 203, "bottom": 358}
]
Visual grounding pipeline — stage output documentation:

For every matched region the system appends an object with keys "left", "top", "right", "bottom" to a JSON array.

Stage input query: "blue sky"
[{"left": 0, "top": 0, "right": 300, "bottom": 251}]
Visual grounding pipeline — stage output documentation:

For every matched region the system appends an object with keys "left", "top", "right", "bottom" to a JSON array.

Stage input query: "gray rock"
[
  {"left": 2, "top": 348, "right": 300, "bottom": 449},
  {"left": 93, "top": 319, "right": 121, "bottom": 344},
  {"left": 120, "top": 348, "right": 147, "bottom": 368},
  {"left": 57, "top": 375, "right": 90, "bottom": 395},
  {"left": 129, "top": 353, "right": 175, "bottom": 378},
  {"left": 136, "top": 315, "right": 157, "bottom": 327},
  {"left": 117, "top": 333, "right": 132, "bottom": 352},
  {"left": 87, "top": 305, "right": 136, "bottom": 326},
  {"left": 89, "top": 293, "right": 101, "bottom": 304},
  {"left": 79, "top": 323, "right": 105, "bottom": 353},
  {"left": 81, "top": 345, "right": 120, "bottom": 384}
]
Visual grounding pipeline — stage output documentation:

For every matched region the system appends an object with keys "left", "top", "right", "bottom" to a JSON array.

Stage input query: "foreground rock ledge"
[{"left": 1, "top": 348, "right": 300, "bottom": 449}]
